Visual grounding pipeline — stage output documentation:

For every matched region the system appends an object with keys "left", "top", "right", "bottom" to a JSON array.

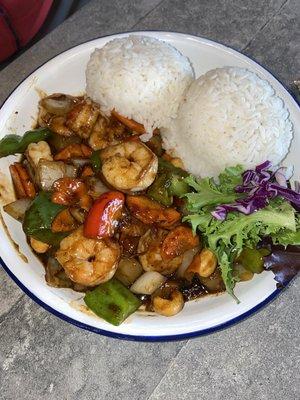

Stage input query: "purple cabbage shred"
[{"left": 212, "top": 161, "right": 300, "bottom": 220}]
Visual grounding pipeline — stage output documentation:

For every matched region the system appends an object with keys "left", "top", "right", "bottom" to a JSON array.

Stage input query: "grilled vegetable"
[
  {"left": 111, "top": 110, "right": 145, "bottom": 134},
  {"left": 36, "top": 160, "right": 77, "bottom": 191},
  {"left": 47, "top": 132, "right": 81, "bottom": 152},
  {"left": 9, "top": 163, "right": 36, "bottom": 198},
  {"left": 126, "top": 195, "right": 180, "bottom": 228},
  {"left": 130, "top": 271, "right": 166, "bottom": 295},
  {"left": 84, "top": 278, "right": 141, "bottom": 326},
  {"left": 146, "top": 134, "right": 163, "bottom": 156},
  {"left": 147, "top": 173, "right": 172, "bottom": 206}
]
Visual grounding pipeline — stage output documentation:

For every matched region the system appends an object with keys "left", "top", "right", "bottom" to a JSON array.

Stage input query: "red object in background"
[{"left": 0, "top": 0, "right": 53, "bottom": 62}]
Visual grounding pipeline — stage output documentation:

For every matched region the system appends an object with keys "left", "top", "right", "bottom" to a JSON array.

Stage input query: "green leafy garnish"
[
  {"left": 183, "top": 166, "right": 299, "bottom": 300},
  {"left": 272, "top": 215, "right": 300, "bottom": 246}
]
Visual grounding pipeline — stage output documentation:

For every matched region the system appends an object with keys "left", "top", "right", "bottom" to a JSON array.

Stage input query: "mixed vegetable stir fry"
[{"left": 1, "top": 94, "right": 299, "bottom": 325}]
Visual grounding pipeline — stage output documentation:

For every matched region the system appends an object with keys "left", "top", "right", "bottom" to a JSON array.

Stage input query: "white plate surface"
[{"left": 0, "top": 31, "right": 299, "bottom": 340}]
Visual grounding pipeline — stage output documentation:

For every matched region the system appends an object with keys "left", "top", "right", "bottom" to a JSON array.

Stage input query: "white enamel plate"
[{"left": 0, "top": 32, "right": 299, "bottom": 341}]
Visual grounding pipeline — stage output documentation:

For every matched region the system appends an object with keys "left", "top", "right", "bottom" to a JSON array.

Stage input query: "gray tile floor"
[{"left": 0, "top": 1, "right": 299, "bottom": 399}]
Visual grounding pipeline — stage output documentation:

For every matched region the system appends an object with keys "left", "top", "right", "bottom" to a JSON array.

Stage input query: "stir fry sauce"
[{"left": 5, "top": 92, "right": 265, "bottom": 324}]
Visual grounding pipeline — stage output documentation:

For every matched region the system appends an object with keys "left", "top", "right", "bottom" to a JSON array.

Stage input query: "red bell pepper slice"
[{"left": 83, "top": 191, "right": 125, "bottom": 239}]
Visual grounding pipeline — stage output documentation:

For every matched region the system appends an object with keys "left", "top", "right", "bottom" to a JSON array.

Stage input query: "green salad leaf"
[
  {"left": 183, "top": 166, "right": 299, "bottom": 300},
  {"left": 23, "top": 192, "right": 68, "bottom": 246},
  {"left": 183, "top": 165, "right": 244, "bottom": 212},
  {"left": 272, "top": 215, "right": 300, "bottom": 246}
]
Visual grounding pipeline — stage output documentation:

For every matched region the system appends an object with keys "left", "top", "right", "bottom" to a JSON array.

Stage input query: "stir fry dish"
[{"left": 1, "top": 93, "right": 299, "bottom": 326}]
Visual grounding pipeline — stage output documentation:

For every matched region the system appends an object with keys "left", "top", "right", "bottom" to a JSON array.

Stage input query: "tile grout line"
[
  {"left": 242, "top": 0, "right": 289, "bottom": 51},
  {"left": 146, "top": 340, "right": 190, "bottom": 400},
  {"left": 131, "top": 0, "right": 165, "bottom": 29}
]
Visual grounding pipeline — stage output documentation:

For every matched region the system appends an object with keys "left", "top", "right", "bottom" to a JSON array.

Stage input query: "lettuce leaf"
[
  {"left": 183, "top": 165, "right": 299, "bottom": 299},
  {"left": 272, "top": 215, "right": 300, "bottom": 246},
  {"left": 184, "top": 176, "right": 240, "bottom": 212}
]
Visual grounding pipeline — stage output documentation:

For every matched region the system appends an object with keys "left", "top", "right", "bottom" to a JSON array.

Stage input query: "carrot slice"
[
  {"left": 111, "top": 110, "right": 146, "bottom": 134},
  {"left": 9, "top": 165, "right": 27, "bottom": 198},
  {"left": 51, "top": 209, "right": 78, "bottom": 233},
  {"left": 80, "top": 165, "right": 94, "bottom": 178},
  {"left": 54, "top": 143, "right": 92, "bottom": 161},
  {"left": 9, "top": 163, "right": 36, "bottom": 198},
  {"left": 126, "top": 195, "right": 181, "bottom": 229}
]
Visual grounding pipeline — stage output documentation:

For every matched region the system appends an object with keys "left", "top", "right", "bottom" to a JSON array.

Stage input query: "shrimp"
[
  {"left": 55, "top": 227, "right": 120, "bottom": 286},
  {"left": 101, "top": 141, "right": 158, "bottom": 192},
  {"left": 66, "top": 99, "right": 99, "bottom": 139},
  {"left": 52, "top": 178, "right": 92, "bottom": 210},
  {"left": 161, "top": 225, "right": 200, "bottom": 260},
  {"left": 89, "top": 114, "right": 131, "bottom": 150},
  {"left": 138, "top": 228, "right": 183, "bottom": 275}
]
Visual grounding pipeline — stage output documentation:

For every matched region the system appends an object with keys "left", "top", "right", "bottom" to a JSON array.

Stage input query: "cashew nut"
[
  {"left": 152, "top": 289, "right": 184, "bottom": 317},
  {"left": 185, "top": 248, "right": 217, "bottom": 279},
  {"left": 30, "top": 237, "right": 50, "bottom": 253}
]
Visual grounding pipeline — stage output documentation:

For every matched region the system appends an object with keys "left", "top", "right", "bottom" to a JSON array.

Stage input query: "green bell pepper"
[
  {"left": 0, "top": 128, "right": 52, "bottom": 158},
  {"left": 146, "top": 134, "right": 163, "bottom": 156},
  {"left": 168, "top": 175, "right": 189, "bottom": 197},
  {"left": 147, "top": 158, "right": 189, "bottom": 205},
  {"left": 237, "top": 247, "right": 270, "bottom": 274},
  {"left": 147, "top": 173, "right": 172, "bottom": 206},
  {"left": 47, "top": 132, "right": 81, "bottom": 152},
  {"left": 84, "top": 278, "right": 142, "bottom": 326},
  {"left": 90, "top": 150, "right": 102, "bottom": 173},
  {"left": 23, "top": 192, "right": 68, "bottom": 246}
]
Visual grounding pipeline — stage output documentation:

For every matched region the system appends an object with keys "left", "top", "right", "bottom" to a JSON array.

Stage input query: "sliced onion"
[
  {"left": 37, "top": 160, "right": 77, "bottom": 191},
  {"left": 40, "top": 94, "right": 76, "bottom": 116},
  {"left": 69, "top": 207, "right": 87, "bottom": 223},
  {"left": 71, "top": 158, "right": 90, "bottom": 167},
  {"left": 115, "top": 258, "right": 143, "bottom": 286},
  {"left": 176, "top": 247, "right": 200, "bottom": 278},
  {"left": 3, "top": 198, "right": 32, "bottom": 221},
  {"left": 87, "top": 177, "right": 109, "bottom": 199},
  {"left": 130, "top": 271, "right": 166, "bottom": 295}
]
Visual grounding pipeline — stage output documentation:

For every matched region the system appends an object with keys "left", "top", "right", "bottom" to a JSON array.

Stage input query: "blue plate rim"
[{"left": 0, "top": 30, "right": 297, "bottom": 341}]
